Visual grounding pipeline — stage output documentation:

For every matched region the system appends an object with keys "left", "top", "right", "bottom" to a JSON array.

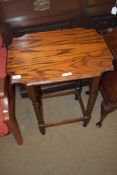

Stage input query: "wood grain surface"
[{"left": 7, "top": 28, "right": 113, "bottom": 86}]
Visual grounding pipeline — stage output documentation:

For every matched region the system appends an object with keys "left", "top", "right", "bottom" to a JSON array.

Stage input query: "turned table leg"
[
  {"left": 28, "top": 86, "right": 45, "bottom": 134},
  {"left": 83, "top": 76, "right": 101, "bottom": 127}
]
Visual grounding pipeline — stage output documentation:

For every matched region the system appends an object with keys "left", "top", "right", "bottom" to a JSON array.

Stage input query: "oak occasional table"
[{"left": 7, "top": 28, "right": 113, "bottom": 134}]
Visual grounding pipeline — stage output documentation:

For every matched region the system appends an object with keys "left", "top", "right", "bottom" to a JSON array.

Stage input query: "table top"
[{"left": 7, "top": 28, "right": 113, "bottom": 86}]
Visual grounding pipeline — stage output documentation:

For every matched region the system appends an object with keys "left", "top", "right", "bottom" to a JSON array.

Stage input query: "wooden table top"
[{"left": 7, "top": 28, "right": 113, "bottom": 86}]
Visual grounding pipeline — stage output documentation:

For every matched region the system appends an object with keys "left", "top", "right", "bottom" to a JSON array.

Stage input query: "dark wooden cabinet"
[
  {"left": 100, "top": 29, "right": 117, "bottom": 103},
  {"left": 0, "top": 0, "right": 117, "bottom": 34},
  {"left": 97, "top": 28, "right": 117, "bottom": 127},
  {"left": 0, "top": 0, "right": 83, "bottom": 29}
]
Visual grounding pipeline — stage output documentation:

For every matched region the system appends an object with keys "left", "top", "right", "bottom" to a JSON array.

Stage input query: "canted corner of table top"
[{"left": 7, "top": 28, "right": 113, "bottom": 86}]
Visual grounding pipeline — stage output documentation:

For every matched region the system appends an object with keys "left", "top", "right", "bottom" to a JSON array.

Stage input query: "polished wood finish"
[
  {"left": 7, "top": 28, "right": 113, "bottom": 133},
  {"left": 97, "top": 28, "right": 117, "bottom": 127},
  {"left": 7, "top": 28, "right": 113, "bottom": 86}
]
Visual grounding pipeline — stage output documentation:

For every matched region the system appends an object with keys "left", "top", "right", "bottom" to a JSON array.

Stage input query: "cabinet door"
[
  {"left": 84, "top": 0, "right": 115, "bottom": 16},
  {"left": 86, "top": 0, "right": 115, "bottom": 6}
]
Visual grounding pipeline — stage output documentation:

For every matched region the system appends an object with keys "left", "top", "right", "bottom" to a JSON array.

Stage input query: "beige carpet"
[{"left": 0, "top": 87, "right": 117, "bottom": 175}]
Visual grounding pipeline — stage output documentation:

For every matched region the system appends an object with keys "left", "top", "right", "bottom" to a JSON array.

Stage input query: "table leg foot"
[
  {"left": 96, "top": 122, "right": 102, "bottom": 128},
  {"left": 83, "top": 115, "right": 90, "bottom": 127},
  {"left": 83, "top": 122, "right": 87, "bottom": 127},
  {"left": 39, "top": 125, "right": 46, "bottom": 135},
  {"left": 96, "top": 100, "right": 117, "bottom": 127}
]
